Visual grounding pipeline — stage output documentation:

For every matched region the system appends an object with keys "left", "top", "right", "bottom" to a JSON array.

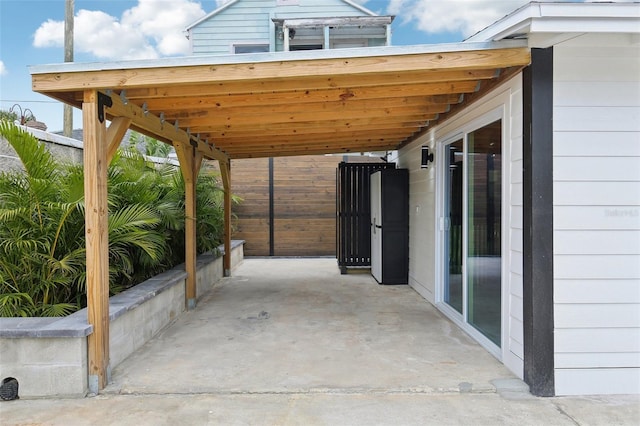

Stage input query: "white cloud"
[
  {"left": 121, "top": 0, "right": 206, "bottom": 56},
  {"left": 387, "top": 0, "right": 529, "bottom": 37},
  {"left": 33, "top": 18, "right": 64, "bottom": 48},
  {"left": 0, "top": 60, "right": 7, "bottom": 76},
  {"left": 33, "top": 0, "right": 206, "bottom": 60}
]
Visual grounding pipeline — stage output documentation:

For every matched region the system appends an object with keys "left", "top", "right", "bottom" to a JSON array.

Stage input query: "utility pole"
[{"left": 63, "top": 0, "right": 74, "bottom": 137}]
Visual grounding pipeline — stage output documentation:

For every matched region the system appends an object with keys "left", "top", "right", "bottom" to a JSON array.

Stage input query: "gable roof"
[{"left": 186, "top": 0, "right": 377, "bottom": 31}]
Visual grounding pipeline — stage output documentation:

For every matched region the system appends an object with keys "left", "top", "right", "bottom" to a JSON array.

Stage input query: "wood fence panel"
[
  {"left": 230, "top": 158, "right": 270, "bottom": 256},
  {"left": 228, "top": 155, "right": 384, "bottom": 256},
  {"left": 273, "top": 156, "right": 343, "bottom": 256}
]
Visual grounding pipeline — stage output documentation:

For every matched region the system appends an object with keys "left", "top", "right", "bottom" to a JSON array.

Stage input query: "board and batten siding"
[
  {"left": 395, "top": 74, "right": 525, "bottom": 378},
  {"left": 552, "top": 33, "right": 640, "bottom": 396},
  {"left": 190, "top": 0, "right": 373, "bottom": 55}
]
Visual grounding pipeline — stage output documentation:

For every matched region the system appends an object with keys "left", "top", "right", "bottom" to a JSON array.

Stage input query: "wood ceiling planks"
[{"left": 31, "top": 45, "right": 530, "bottom": 159}]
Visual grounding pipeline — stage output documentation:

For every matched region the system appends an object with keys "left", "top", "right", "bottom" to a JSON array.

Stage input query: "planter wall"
[{"left": 0, "top": 241, "right": 244, "bottom": 398}]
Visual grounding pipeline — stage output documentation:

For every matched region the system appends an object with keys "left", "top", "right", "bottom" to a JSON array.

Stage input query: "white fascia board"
[
  {"left": 465, "top": 3, "right": 540, "bottom": 42},
  {"left": 185, "top": 0, "right": 240, "bottom": 31},
  {"left": 530, "top": 17, "right": 640, "bottom": 34},
  {"left": 29, "top": 40, "right": 528, "bottom": 75},
  {"left": 466, "top": 2, "right": 640, "bottom": 42},
  {"left": 537, "top": 2, "right": 640, "bottom": 19}
]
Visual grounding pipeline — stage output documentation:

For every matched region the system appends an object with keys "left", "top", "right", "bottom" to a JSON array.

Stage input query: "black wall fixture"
[{"left": 421, "top": 145, "right": 434, "bottom": 168}]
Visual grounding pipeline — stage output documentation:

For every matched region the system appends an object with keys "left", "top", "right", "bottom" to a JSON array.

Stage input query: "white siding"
[
  {"left": 396, "top": 74, "right": 524, "bottom": 379},
  {"left": 553, "top": 33, "right": 640, "bottom": 396}
]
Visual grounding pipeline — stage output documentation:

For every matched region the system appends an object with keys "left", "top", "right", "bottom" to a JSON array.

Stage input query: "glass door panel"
[
  {"left": 444, "top": 140, "right": 463, "bottom": 314},
  {"left": 467, "top": 120, "right": 502, "bottom": 346}
]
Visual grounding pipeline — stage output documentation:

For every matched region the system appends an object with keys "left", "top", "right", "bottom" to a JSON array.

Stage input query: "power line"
[{"left": 0, "top": 99, "right": 60, "bottom": 104}]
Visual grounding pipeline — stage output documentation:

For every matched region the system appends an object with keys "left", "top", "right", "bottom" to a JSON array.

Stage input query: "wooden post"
[
  {"left": 83, "top": 90, "right": 110, "bottom": 393},
  {"left": 174, "top": 142, "right": 202, "bottom": 310},
  {"left": 220, "top": 161, "right": 232, "bottom": 276}
]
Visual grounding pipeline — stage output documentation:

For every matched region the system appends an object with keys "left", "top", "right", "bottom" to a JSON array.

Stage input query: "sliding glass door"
[{"left": 442, "top": 119, "right": 502, "bottom": 348}]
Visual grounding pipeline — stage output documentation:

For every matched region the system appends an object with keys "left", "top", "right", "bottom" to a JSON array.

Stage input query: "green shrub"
[{"left": 0, "top": 121, "right": 229, "bottom": 317}]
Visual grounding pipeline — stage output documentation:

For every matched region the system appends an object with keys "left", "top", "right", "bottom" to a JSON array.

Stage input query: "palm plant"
[
  {"left": 0, "top": 122, "right": 185, "bottom": 316},
  {"left": 0, "top": 122, "right": 230, "bottom": 317},
  {"left": 0, "top": 121, "right": 84, "bottom": 316},
  {"left": 105, "top": 149, "right": 183, "bottom": 290}
]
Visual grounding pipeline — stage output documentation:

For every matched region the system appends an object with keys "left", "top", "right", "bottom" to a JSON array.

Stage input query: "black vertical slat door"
[{"left": 336, "top": 162, "right": 395, "bottom": 273}]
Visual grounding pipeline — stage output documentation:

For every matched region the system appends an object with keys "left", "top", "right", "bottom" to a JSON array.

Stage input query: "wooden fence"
[{"left": 230, "top": 155, "right": 384, "bottom": 256}]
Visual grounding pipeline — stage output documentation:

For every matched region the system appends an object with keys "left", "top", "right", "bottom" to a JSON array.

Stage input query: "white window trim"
[
  {"left": 434, "top": 106, "right": 507, "bottom": 361},
  {"left": 230, "top": 41, "right": 270, "bottom": 54}
]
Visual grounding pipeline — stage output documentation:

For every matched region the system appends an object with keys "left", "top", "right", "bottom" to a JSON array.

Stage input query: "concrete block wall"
[
  {"left": 108, "top": 269, "right": 188, "bottom": 367},
  {"left": 196, "top": 241, "right": 244, "bottom": 298},
  {"left": 0, "top": 125, "right": 84, "bottom": 172},
  {"left": 0, "top": 242, "right": 244, "bottom": 398},
  {"left": 0, "top": 337, "right": 88, "bottom": 398}
]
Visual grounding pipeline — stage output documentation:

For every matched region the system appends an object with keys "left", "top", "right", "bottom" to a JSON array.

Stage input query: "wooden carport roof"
[
  {"left": 29, "top": 41, "right": 530, "bottom": 393},
  {"left": 31, "top": 40, "right": 530, "bottom": 161}
]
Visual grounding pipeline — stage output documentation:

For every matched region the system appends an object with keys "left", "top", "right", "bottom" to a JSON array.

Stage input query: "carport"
[{"left": 29, "top": 41, "right": 531, "bottom": 392}]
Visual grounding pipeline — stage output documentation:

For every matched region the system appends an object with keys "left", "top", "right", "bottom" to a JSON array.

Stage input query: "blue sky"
[{"left": 0, "top": 0, "right": 536, "bottom": 132}]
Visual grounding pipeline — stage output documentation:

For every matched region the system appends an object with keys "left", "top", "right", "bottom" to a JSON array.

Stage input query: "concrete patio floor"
[{"left": 1, "top": 258, "right": 638, "bottom": 425}]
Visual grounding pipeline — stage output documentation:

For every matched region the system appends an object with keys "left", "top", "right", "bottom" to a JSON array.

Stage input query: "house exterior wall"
[
  {"left": 395, "top": 74, "right": 525, "bottom": 379},
  {"left": 552, "top": 33, "right": 640, "bottom": 396},
  {"left": 189, "top": 0, "right": 378, "bottom": 55}
]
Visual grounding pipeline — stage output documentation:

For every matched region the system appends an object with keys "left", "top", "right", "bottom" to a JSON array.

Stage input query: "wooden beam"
[
  {"left": 101, "top": 90, "right": 229, "bottom": 164},
  {"left": 129, "top": 69, "right": 496, "bottom": 104},
  {"left": 218, "top": 137, "right": 414, "bottom": 158},
  {"left": 125, "top": 81, "right": 476, "bottom": 113},
  {"left": 191, "top": 115, "right": 433, "bottom": 135},
  {"left": 232, "top": 142, "right": 399, "bottom": 158},
  {"left": 220, "top": 161, "right": 232, "bottom": 276},
  {"left": 200, "top": 122, "right": 423, "bottom": 140},
  {"left": 398, "top": 66, "right": 524, "bottom": 149},
  {"left": 106, "top": 117, "right": 131, "bottom": 164},
  {"left": 155, "top": 95, "right": 456, "bottom": 117},
  {"left": 83, "top": 90, "right": 110, "bottom": 393},
  {"left": 212, "top": 129, "right": 412, "bottom": 144},
  {"left": 174, "top": 141, "right": 203, "bottom": 309},
  {"left": 170, "top": 106, "right": 445, "bottom": 128},
  {"left": 32, "top": 48, "right": 530, "bottom": 92},
  {"left": 214, "top": 132, "right": 413, "bottom": 150}
]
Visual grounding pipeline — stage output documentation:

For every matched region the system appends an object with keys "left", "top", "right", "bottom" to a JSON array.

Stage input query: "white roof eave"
[{"left": 466, "top": 1, "right": 640, "bottom": 43}]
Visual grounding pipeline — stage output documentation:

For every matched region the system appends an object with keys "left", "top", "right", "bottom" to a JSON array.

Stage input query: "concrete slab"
[
  {"left": 1, "top": 259, "right": 638, "bottom": 425},
  {"left": 104, "top": 258, "right": 514, "bottom": 395}
]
